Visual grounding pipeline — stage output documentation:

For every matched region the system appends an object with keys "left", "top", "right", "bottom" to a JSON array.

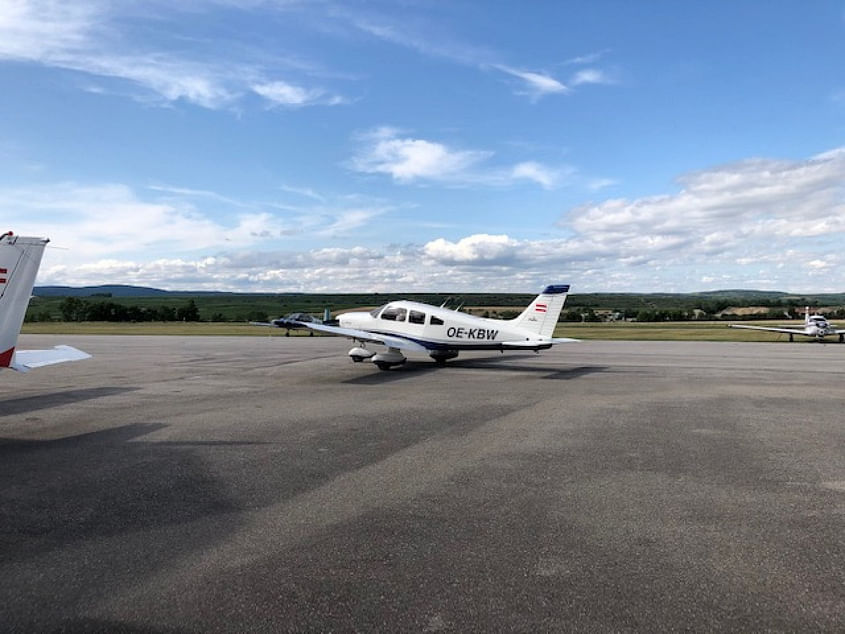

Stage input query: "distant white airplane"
[
  {"left": 296, "top": 284, "right": 577, "bottom": 369},
  {"left": 0, "top": 232, "right": 91, "bottom": 372},
  {"left": 729, "top": 306, "right": 845, "bottom": 342}
]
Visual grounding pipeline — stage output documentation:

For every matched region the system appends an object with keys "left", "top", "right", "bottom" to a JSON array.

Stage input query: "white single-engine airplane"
[
  {"left": 729, "top": 306, "right": 845, "bottom": 343},
  {"left": 0, "top": 231, "right": 91, "bottom": 372},
  {"left": 295, "top": 284, "right": 577, "bottom": 370}
]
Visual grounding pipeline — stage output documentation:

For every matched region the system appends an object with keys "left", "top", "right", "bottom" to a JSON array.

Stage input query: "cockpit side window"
[
  {"left": 430, "top": 315, "right": 444, "bottom": 325},
  {"left": 381, "top": 306, "right": 407, "bottom": 321},
  {"left": 408, "top": 310, "right": 426, "bottom": 325}
]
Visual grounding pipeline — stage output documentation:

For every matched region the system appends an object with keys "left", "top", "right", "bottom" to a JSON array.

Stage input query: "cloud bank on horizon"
[{"left": 1, "top": 1, "right": 844, "bottom": 293}]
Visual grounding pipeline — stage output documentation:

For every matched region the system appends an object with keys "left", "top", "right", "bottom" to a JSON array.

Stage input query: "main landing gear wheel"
[
  {"left": 429, "top": 350, "right": 459, "bottom": 366},
  {"left": 348, "top": 346, "right": 375, "bottom": 363},
  {"left": 371, "top": 349, "right": 406, "bottom": 370},
  {"left": 374, "top": 359, "right": 406, "bottom": 371}
]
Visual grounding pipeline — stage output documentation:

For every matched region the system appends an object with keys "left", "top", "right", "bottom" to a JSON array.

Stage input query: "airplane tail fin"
[
  {"left": 0, "top": 232, "right": 49, "bottom": 368},
  {"left": 508, "top": 284, "right": 570, "bottom": 338},
  {"left": 805, "top": 306, "right": 810, "bottom": 326}
]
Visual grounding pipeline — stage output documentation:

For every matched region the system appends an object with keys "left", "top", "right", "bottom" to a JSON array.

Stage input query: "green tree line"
[{"left": 50, "top": 298, "right": 202, "bottom": 322}]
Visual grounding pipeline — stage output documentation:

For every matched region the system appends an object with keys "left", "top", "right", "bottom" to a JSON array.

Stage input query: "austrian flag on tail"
[
  {"left": 535, "top": 303, "right": 547, "bottom": 313},
  {"left": 0, "top": 267, "right": 6, "bottom": 284}
]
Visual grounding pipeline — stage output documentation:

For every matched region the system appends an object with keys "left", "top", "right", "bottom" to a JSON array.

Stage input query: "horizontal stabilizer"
[
  {"left": 500, "top": 337, "right": 579, "bottom": 350},
  {"left": 11, "top": 345, "right": 91, "bottom": 372}
]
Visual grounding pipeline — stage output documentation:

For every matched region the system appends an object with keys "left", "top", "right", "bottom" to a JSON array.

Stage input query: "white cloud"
[
  {"left": 0, "top": 0, "right": 100, "bottom": 61},
  {"left": 0, "top": 182, "right": 281, "bottom": 255},
  {"left": 567, "top": 149, "right": 845, "bottom": 250},
  {"left": 319, "top": 206, "right": 392, "bottom": 236},
  {"left": 338, "top": 10, "right": 493, "bottom": 68},
  {"left": 587, "top": 178, "right": 617, "bottom": 191},
  {"left": 18, "top": 148, "right": 845, "bottom": 293},
  {"left": 251, "top": 80, "right": 346, "bottom": 107},
  {"left": 511, "top": 162, "right": 564, "bottom": 189},
  {"left": 570, "top": 68, "right": 613, "bottom": 86},
  {"left": 350, "top": 127, "right": 567, "bottom": 189},
  {"left": 546, "top": 146, "right": 845, "bottom": 290},
  {"left": 0, "top": 181, "right": 390, "bottom": 261},
  {"left": 278, "top": 184, "right": 326, "bottom": 202},
  {"left": 350, "top": 127, "right": 490, "bottom": 183},
  {"left": 563, "top": 50, "right": 611, "bottom": 66},
  {"left": 0, "top": 0, "right": 346, "bottom": 110},
  {"left": 494, "top": 65, "right": 568, "bottom": 100},
  {"left": 423, "top": 234, "right": 520, "bottom": 264},
  {"left": 335, "top": 9, "right": 613, "bottom": 102}
]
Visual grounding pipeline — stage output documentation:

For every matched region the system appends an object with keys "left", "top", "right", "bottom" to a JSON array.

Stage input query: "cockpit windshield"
[
  {"left": 380, "top": 306, "right": 407, "bottom": 321},
  {"left": 370, "top": 304, "right": 388, "bottom": 318}
]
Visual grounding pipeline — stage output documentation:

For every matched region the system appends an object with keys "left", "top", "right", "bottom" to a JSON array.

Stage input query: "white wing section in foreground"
[
  {"left": 302, "top": 322, "right": 429, "bottom": 353},
  {"left": 11, "top": 345, "right": 92, "bottom": 372}
]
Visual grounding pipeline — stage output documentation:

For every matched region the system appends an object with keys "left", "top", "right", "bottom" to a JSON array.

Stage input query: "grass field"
[{"left": 19, "top": 320, "right": 827, "bottom": 342}]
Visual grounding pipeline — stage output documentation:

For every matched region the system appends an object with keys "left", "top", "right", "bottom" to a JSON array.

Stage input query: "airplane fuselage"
[
  {"left": 804, "top": 317, "right": 833, "bottom": 338},
  {"left": 339, "top": 300, "right": 556, "bottom": 351}
]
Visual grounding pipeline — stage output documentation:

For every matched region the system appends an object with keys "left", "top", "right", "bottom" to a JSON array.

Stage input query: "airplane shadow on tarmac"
[
  {"left": 343, "top": 354, "right": 607, "bottom": 385},
  {"left": 0, "top": 387, "right": 140, "bottom": 417},
  {"left": 0, "top": 420, "right": 252, "bottom": 631}
]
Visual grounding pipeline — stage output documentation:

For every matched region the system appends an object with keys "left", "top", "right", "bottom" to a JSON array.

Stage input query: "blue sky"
[{"left": 2, "top": 0, "right": 845, "bottom": 293}]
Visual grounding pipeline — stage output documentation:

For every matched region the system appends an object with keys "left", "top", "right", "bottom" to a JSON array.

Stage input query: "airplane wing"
[
  {"left": 728, "top": 324, "right": 807, "bottom": 335},
  {"left": 11, "top": 345, "right": 91, "bottom": 372},
  {"left": 301, "top": 322, "right": 429, "bottom": 353}
]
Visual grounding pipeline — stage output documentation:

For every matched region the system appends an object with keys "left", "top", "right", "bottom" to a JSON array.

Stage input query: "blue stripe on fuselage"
[{"left": 368, "top": 330, "right": 549, "bottom": 352}]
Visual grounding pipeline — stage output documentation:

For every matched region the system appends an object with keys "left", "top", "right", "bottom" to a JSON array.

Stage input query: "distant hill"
[
  {"left": 35, "top": 285, "right": 174, "bottom": 297},
  {"left": 694, "top": 289, "right": 788, "bottom": 298},
  {"left": 31, "top": 284, "right": 845, "bottom": 306},
  {"left": 33, "top": 285, "right": 309, "bottom": 298}
]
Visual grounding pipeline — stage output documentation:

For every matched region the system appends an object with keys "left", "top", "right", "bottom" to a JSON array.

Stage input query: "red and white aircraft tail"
[
  {"left": 508, "top": 284, "right": 570, "bottom": 338},
  {"left": 0, "top": 232, "right": 90, "bottom": 372}
]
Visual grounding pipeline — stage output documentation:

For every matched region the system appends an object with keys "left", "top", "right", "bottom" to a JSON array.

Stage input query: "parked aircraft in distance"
[
  {"left": 729, "top": 307, "right": 845, "bottom": 342},
  {"left": 252, "top": 308, "right": 335, "bottom": 336},
  {"left": 0, "top": 231, "right": 91, "bottom": 372},
  {"left": 293, "top": 284, "right": 578, "bottom": 370}
]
